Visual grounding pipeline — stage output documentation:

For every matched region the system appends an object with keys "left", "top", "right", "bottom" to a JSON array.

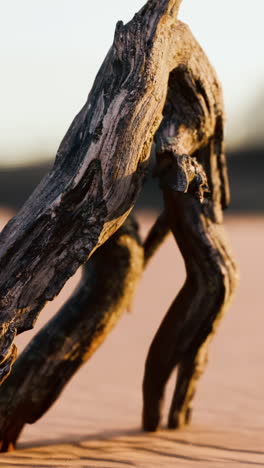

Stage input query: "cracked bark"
[
  {"left": 0, "top": 211, "right": 171, "bottom": 452},
  {"left": 0, "top": 217, "right": 144, "bottom": 451},
  {"left": 0, "top": 0, "right": 238, "bottom": 450},
  {"left": 142, "top": 46, "right": 238, "bottom": 431},
  {"left": 0, "top": 0, "right": 186, "bottom": 382}
]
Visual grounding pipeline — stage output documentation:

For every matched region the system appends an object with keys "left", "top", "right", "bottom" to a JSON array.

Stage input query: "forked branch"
[
  {"left": 0, "top": 0, "right": 238, "bottom": 450},
  {"left": 0, "top": 0, "right": 187, "bottom": 381}
]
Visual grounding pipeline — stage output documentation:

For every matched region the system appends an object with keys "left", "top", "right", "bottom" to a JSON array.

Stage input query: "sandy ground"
[{"left": 0, "top": 209, "right": 263, "bottom": 467}]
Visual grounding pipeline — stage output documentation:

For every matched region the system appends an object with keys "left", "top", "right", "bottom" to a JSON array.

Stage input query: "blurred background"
[{"left": 0, "top": 0, "right": 263, "bottom": 212}]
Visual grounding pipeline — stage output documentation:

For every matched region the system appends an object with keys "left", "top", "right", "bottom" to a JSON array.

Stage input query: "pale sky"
[{"left": 0, "top": 0, "right": 263, "bottom": 166}]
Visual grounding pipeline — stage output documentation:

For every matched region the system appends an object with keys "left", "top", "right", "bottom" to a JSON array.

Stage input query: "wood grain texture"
[
  {"left": 143, "top": 193, "right": 238, "bottom": 431},
  {"left": 0, "top": 217, "right": 144, "bottom": 452},
  {"left": 0, "top": 0, "right": 186, "bottom": 380},
  {"left": 141, "top": 30, "right": 238, "bottom": 429},
  {"left": 0, "top": 0, "right": 238, "bottom": 450},
  {"left": 0, "top": 6, "right": 225, "bottom": 370}
]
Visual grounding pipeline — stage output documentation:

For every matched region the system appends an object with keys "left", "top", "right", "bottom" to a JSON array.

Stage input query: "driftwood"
[
  {"left": 142, "top": 55, "right": 238, "bottom": 429},
  {"left": 0, "top": 0, "right": 238, "bottom": 451},
  {"left": 0, "top": 216, "right": 145, "bottom": 451}
]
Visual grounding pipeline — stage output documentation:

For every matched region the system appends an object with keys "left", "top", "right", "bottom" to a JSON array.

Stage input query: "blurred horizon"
[
  {"left": 0, "top": 146, "right": 263, "bottom": 213},
  {"left": 1, "top": 0, "right": 264, "bottom": 166}
]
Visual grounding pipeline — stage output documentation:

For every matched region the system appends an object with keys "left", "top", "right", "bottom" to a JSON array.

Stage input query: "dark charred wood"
[
  {"left": 0, "top": 0, "right": 238, "bottom": 450},
  {"left": 0, "top": 0, "right": 231, "bottom": 381},
  {"left": 0, "top": 0, "right": 187, "bottom": 382},
  {"left": 143, "top": 211, "right": 171, "bottom": 266},
  {"left": 142, "top": 191, "right": 238, "bottom": 431},
  {"left": 0, "top": 206, "right": 174, "bottom": 452},
  {"left": 0, "top": 216, "right": 144, "bottom": 451},
  {"left": 142, "top": 39, "right": 238, "bottom": 430}
]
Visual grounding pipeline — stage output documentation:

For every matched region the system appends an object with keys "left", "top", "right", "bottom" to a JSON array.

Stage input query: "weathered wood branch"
[
  {"left": 143, "top": 211, "right": 171, "bottom": 266},
  {"left": 142, "top": 47, "right": 238, "bottom": 430},
  {"left": 0, "top": 216, "right": 144, "bottom": 451},
  {"left": 0, "top": 0, "right": 238, "bottom": 448},
  {"left": 0, "top": 210, "right": 173, "bottom": 452},
  {"left": 0, "top": 0, "right": 192, "bottom": 381},
  {"left": 143, "top": 192, "right": 238, "bottom": 431}
]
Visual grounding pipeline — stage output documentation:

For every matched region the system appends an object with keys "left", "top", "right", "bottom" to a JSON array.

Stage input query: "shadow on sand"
[{"left": 0, "top": 425, "right": 263, "bottom": 467}]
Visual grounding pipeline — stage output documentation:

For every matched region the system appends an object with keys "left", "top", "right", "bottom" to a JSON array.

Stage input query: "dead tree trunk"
[{"left": 0, "top": 0, "right": 238, "bottom": 451}]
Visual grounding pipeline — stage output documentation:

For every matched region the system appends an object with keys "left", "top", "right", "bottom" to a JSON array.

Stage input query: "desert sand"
[{"left": 0, "top": 209, "right": 263, "bottom": 467}]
